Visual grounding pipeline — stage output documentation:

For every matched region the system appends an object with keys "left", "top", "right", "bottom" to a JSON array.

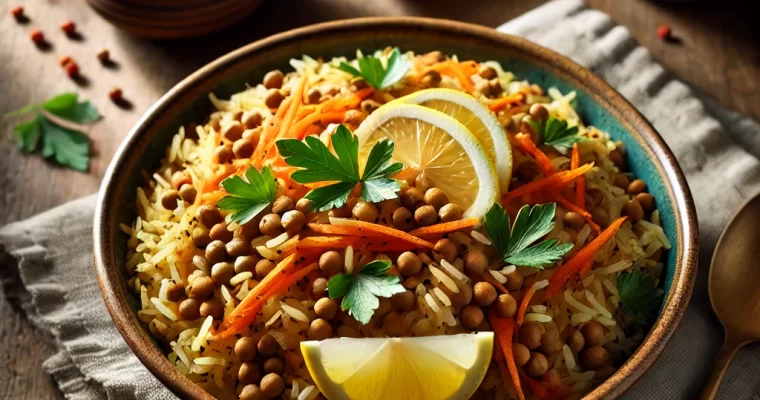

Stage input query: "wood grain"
[{"left": 0, "top": 0, "right": 757, "bottom": 398}]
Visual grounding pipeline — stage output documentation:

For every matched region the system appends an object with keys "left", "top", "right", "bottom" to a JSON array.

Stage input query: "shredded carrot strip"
[
  {"left": 216, "top": 262, "right": 319, "bottom": 339},
  {"left": 393, "top": 167, "right": 416, "bottom": 182},
  {"left": 552, "top": 194, "right": 601, "bottom": 233},
  {"left": 331, "top": 220, "right": 435, "bottom": 249},
  {"left": 201, "top": 164, "right": 237, "bottom": 195},
  {"left": 428, "top": 61, "right": 476, "bottom": 93},
  {"left": 571, "top": 143, "right": 586, "bottom": 209},
  {"left": 262, "top": 74, "right": 309, "bottom": 162},
  {"left": 516, "top": 284, "right": 536, "bottom": 327},
  {"left": 296, "top": 105, "right": 317, "bottom": 120},
  {"left": 406, "top": 218, "right": 479, "bottom": 238},
  {"left": 215, "top": 252, "right": 318, "bottom": 338},
  {"left": 483, "top": 272, "right": 509, "bottom": 295},
  {"left": 488, "top": 93, "right": 526, "bottom": 112},
  {"left": 578, "top": 257, "right": 596, "bottom": 278},
  {"left": 253, "top": 97, "right": 292, "bottom": 168},
  {"left": 291, "top": 111, "right": 347, "bottom": 140},
  {"left": 520, "top": 374, "right": 548, "bottom": 398},
  {"left": 517, "top": 133, "right": 555, "bottom": 176},
  {"left": 307, "top": 223, "right": 384, "bottom": 238},
  {"left": 503, "top": 163, "right": 593, "bottom": 203},
  {"left": 200, "top": 190, "right": 226, "bottom": 205},
  {"left": 546, "top": 216, "right": 627, "bottom": 298},
  {"left": 296, "top": 236, "right": 421, "bottom": 252},
  {"left": 490, "top": 312, "right": 525, "bottom": 400}
]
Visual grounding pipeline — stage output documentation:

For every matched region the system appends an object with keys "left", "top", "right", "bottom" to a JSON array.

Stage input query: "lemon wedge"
[
  {"left": 353, "top": 104, "right": 499, "bottom": 219},
  {"left": 390, "top": 88, "right": 512, "bottom": 192},
  {"left": 301, "top": 332, "right": 494, "bottom": 400}
]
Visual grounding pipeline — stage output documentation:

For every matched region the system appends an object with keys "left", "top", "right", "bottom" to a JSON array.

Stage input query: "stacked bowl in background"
[{"left": 85, "top": 0, "right": 265, "bottom": 39}]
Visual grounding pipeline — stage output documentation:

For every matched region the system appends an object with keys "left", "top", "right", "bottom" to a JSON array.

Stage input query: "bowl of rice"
[{"left": 94, "top": 17, "right": 698, "bottom": 400}]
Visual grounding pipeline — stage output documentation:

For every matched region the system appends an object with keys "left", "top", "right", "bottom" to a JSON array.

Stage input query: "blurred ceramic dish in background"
[{"left": 86, "top": 0, "right": 265, "bottom": 39}]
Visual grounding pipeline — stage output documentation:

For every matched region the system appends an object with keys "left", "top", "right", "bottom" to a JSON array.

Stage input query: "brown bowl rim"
[{"left": 94, "top": 16, "right": 698, "bottom": 400}]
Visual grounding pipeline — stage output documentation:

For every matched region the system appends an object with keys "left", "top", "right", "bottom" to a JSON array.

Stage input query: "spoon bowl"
[{"left": 700, "top": 193, "right": 760, "bottom": 399}]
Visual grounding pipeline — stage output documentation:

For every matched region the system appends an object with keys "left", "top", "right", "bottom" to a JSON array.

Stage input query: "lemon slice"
[
  {"left": 301, "top": 332, "right": 494, "bottom": 400},
  {"left": 391, "top": 88, "right": 512, "bottom": 192},
  {"left": 353, "top": 104, "right": 498, "bottom": 219}
]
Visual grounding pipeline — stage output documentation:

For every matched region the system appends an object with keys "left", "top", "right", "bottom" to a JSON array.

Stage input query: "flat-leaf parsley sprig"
[
  {"left": 337, "top": 47, "right": 411, "bottom": 90},
  {"left": 528, "top": 116, "right": 581, "bottom": 151},
  {"left": 217, "top": 166, "right": 277, "bottom": 224},
  {"left": 6, "top": 92, "right": 100, "bottom": 171},
  {"left": 327, "top": 260, "right": 405, "bottom": 324},
  {"left": 483, "top": 202, "right": 573, "bottom": 268},
  {"left": 616, "top": 269, "right": 663, "bottom": 325},
  {"left": 275, "top": 124, "right": 403, "bottom": 212}
]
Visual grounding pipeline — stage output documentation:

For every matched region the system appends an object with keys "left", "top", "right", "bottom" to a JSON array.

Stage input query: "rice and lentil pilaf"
[{"left": 121, "top": 48, "right": 669, "bottom": 400}]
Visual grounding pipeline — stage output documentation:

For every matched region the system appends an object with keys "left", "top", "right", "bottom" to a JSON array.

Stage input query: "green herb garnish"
[
  {"left": 275, "top": 124, "right": 403, "bottom": 212},
  {"left": 338, "top": 48, "right": 411, "bottom": 90},
  {"left": 616, "top": 270, "right": 662, "bottom": 325},
  {"left": 7, "top": 92, "right": 100, "bottom": 171},
  {"left": 327, "top": 260, "right": 405, "bottom": 324},
  {"left": 483, "top": 202, "right": 574, "bottom": 268},
  {"left": 528, "top": 116, "right": 580, "bottom": 150},
  {"left": 217, "top": 166, "right": 277, "bottom": 224}
]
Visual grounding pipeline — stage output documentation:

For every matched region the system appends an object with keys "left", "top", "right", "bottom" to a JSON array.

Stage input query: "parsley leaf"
[
  {"left": 40, "top": 118, "right": 90, "bottom": 172},
  {"left": 483, "top": 202, "right": 573, "bottom": 268},
  {"left": 6, "top": 92, "right": 99, "bottom": 171},
  {"left": 327, "top": 260, "right": 405, "bottom": 324},
  {"left": 616, "top": 270, "right": 663, "bottom": 325},
  {"left": 528, "top": 116, "right": 581, "bottom": 150},
  {"left": 276, "top": 124, "right": 403, "bottom": 212},
  {"left": 338, "top": 48, "right": 411, "bottom": 90},
  {"left": 217, "top": 166, "right": 277, "bottom": 224}
]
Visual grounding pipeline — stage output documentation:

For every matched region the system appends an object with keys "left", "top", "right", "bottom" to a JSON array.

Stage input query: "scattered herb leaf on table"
[{"left": 7, "top": 92, "right": 99, "bottom": 171}]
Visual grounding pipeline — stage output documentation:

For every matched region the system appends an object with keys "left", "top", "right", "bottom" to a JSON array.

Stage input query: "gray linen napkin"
[{"left": 2, "top": 1, "right": 760, "bottom": 398}]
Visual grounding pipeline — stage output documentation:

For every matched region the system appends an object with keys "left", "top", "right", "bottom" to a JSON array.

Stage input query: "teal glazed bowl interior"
[{"left": 94, "top": 17, "right": 698, "bottom": 400}]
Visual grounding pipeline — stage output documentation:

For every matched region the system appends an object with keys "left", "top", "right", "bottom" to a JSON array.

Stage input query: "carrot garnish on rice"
[
  {"left": 516, "top": 133, "right": 556, "bottom": 176},
  {"left": 572, "top": 143, "right": 586, "bottom": 209},
  {"left": 502, "top": 163, "right": 594, "bottom": 203},
  {"left": 516, "top": 284, "right": 536, "bottom": 327},
  {"left": 546, "top": 216, "right": 627, "bottom": 298},
  {"left": 407, "top": 217, "right": 480, "bottom": 238},
  {"left": 490, "top": 312, "right": 525, "bottom": 400}
]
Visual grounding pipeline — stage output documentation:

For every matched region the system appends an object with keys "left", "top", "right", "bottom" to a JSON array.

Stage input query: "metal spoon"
[{"left": 699, "top": 193, "right": 760, "bottom": 399}]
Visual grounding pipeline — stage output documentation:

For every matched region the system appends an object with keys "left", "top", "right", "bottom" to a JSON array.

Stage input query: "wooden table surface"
[{"left": 0, "top": 0, "right": 757, "bottom": 398}]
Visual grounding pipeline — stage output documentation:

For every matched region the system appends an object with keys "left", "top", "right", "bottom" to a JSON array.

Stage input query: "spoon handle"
[{"left": 698, "top": 333, "right": 747, "bottom": 400}]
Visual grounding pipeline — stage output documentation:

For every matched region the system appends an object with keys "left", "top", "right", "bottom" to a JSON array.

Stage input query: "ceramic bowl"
[
  {"left": 94, "top": 17, "right": 699, "bottom": 400},
  {"left": 86, "top": 0, "right": 265, "bottom": 39}
]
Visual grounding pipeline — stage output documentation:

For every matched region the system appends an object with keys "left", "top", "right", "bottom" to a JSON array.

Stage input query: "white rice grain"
[
  {"left": 439, "top": 259, "right": 468, "bottom": 282},
  {"left": 230, "top": 272, "right": 253, "bottom": 287},
  {"left": 429, "top": 266, "right": 459, "bottom": 293},
  {"left": 585, "top": 290, "right": 612, "bottom": 318},
  {"left": 564, "top": 290, "right": 598, "bottom": 316},
  {"left": 150, "top": 298, "right": 179, "bottom": 321},
  {"left": 433, "top": 287, "right": 452, "bottom": 307},
  {"left": 523, "top": 313, "right": 553, "bottom": 323},
  {"left": 488, "top": 269, "right": 507, "bottom": 284},
  {"left": 281, "top": 302, "right": 310, "bottom": 323},
  {"left": 345, "top": 246, "right": 354, "bottom": 273},
  {"left": 298, "top": 385, "right": 319, "bottom": 400},
  {"left": 597, "top": 260, "right": 633, "bottom": 275},
  {"left": 191, "top": 316, "right": 213, "bottom": 352},
  {"left": 471, "top": 230, "right": 492, "bottom": 245}
]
